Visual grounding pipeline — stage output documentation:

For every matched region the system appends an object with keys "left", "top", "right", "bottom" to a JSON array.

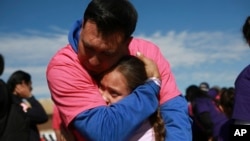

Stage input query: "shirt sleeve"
[
  {"left": 46, "top": 46, "right": 107, "bottom": 126},
  {"left": 73, "top": 80, "right": 160, "bottom": 141}
]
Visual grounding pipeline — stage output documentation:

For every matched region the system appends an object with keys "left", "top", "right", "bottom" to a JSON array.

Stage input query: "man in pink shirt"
[{"left": 47, "top": 0, "right": 192, "bottom": 140}]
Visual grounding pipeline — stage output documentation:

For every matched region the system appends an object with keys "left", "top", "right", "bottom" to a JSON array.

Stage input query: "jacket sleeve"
[
  {"left": 73, "top": 80, "right": 160, "bottom": 141},
  {"left": 160, "top": 95, "right": 193, "bottom": 141},
  {"left": 26, "top": 96, "right": 48, "bottom": 124}
]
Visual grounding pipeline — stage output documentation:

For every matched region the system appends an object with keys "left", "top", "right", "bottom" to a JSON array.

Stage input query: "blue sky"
[{"left": 1, "top": 0, "right": 250, "bottom": 99}]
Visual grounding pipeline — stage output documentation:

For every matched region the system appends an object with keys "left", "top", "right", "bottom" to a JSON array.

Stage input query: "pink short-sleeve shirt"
[{"left": 46, "top": 38, "right": 181, "bottom": 126}]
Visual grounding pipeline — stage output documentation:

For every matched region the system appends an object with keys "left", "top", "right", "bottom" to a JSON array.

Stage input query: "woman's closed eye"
[{"left": 109, "top": 90, "right": 121, "bottom": 98}]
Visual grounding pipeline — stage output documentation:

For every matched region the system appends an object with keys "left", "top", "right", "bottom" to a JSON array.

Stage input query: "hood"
[{"left": 68, "top": 19, "right": 82, "bottom": 53}]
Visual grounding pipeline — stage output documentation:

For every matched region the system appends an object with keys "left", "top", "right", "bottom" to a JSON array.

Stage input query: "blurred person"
[
  {"left": 218, "top": 15, "right": 250, "bottom": 141},
  {"left": 219, "top": 87, "right": 235, "bottom": 118},
  {"left": 200, "top": 82, "right": 220, "bottom": 108},
  {"left": 0, "top": 54, "right": 4, "bottom": 76},
  {"left": 46, "top": 0, "right": 192, "bottom": 140},
  {"left": 199, "top": 82, "right": 210, "bottom": 92},
  {"left": 98, "top": 55, "right": 165, "bottom": 141},
  {"left": 217, "top": 16, "right": 250, "bottom": 141},
  {"left": 6, "top": 70, "right": 48, "bottom": 141},
  {"left": 211, "top": 86, "right": 221, "bottom": 101},
  {"left": 0, "top": 54, "right": 11, "bottom": 139},
  {"left": 232, "top": 16, "right": 250, "bottom": 126},
  {"left": 186, "top": 85, "right": 228, "bottom": 141},
  {"left": 185, "top": 85, "right": 209, "bottom": 141},
  {"left": 207, "top": 88, "right": 220, "bottom": 107},
  {"left": 217, "top": 87, "right": 235, "bottom": 141}
]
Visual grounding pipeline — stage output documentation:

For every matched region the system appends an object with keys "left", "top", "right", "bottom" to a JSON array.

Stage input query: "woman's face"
[{"left": 99, "top": 69, "right": 131, "bottom": 105}]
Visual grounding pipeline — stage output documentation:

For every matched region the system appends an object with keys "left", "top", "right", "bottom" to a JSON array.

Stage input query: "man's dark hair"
[
  {"left": 83, "top": 0, "right": 138, "bottom": 39},
  {"left": 0, "top": 54, "right": 4, "bottom": 76},
  {"left": 7, "top": 70, "right": 31, "bottom": 93},
  {"left": 242, "top": 16, "right": 250, "bottom": 46}
]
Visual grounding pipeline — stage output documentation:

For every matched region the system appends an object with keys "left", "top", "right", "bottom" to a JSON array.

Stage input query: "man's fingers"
[
  {"left": 136, "top": 52, "right": 150, "bottom": 66},
  {"left": 135, "top": 51, "right": 160, "bottom": 79},
  {"left": 136, "top": 51, "right": 144, "bottom": 60}
]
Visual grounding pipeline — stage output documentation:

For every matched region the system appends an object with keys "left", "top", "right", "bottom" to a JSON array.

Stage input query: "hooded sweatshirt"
[{"left": 47, "top": 19, "right": 191, "bottom": 141}]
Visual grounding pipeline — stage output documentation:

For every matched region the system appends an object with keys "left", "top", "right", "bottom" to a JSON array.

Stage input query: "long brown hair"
[{"left": 219, "top": 87, "right": 235, "bottom": 118}]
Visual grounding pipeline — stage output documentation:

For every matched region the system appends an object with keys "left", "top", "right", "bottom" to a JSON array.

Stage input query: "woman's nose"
[{"left": 102, "top": 94, "right": 111, "bottom": 105}]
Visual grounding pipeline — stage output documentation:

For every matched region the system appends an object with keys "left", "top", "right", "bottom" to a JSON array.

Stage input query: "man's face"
[{"left": 78, "top": 21, "right": 129, "bottom": 76}]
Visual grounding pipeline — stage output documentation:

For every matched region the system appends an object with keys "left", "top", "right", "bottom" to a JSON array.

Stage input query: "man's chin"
[
  {"left": 83, "top": 65, "right": 101, "bottom": 76},
  {"left": 87, "top": 69, "right": 101, "bottom": 77}
]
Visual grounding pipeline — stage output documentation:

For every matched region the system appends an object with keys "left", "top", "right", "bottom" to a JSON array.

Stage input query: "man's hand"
[{"left": 136, "top": 52, "right": 161, "bottom": 79}]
